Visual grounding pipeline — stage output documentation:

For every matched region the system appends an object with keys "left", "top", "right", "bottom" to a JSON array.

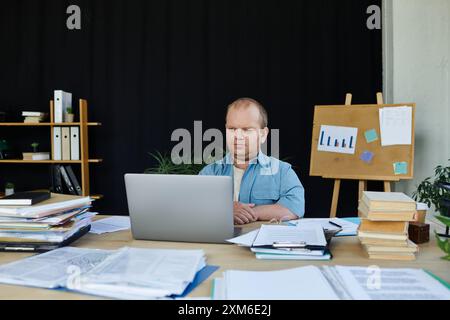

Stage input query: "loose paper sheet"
[
  {"left": 379, "top": 107, "right": 412, "bottom": 146},
  {"left": 90, "top": 216, "right": 131, "bottom": 234},
  {"left": 335, "top": 266, "right": 450, "bottom": 300}
]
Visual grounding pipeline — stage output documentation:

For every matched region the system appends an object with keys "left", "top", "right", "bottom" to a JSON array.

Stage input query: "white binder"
[
  {"left": 54, "top": 90, "right": 72, "bottom": 123},
  {"left": 52, "top": 127, "right": 62, "bottom": 160},
  {"left": 61, "top": 127, "right": 71, "bottom": 161},
  {"left": 70, "top": 127, "right": 80, "bottom": 160}
]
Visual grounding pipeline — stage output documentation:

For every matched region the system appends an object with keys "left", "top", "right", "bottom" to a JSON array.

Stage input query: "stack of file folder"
[
  {"left": 0, "top": 192, "right": 95, "bottom": 252},
  {"left": 228, "top": 224, "right": 332, "bottom": 260},
  {"left": 358, "top": 191, "right": 418, "bottom": 260},
  {"left": 0, "top": 246, "right": 216, "bottom": 299}
]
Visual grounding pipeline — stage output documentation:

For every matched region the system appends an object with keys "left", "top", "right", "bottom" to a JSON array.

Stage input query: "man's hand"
[{"left": 233, "top": 202, "right": 258, "bottom": 225}]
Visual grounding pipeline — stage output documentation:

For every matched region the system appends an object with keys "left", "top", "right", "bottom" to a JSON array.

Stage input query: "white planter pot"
[{"left": 64, "top": 113, "right": 75, "bottom": 123}]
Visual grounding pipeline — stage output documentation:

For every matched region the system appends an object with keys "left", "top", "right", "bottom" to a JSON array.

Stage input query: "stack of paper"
[
  {"left": 212, "top": 265, "right": 450, "bottom": 300},
  {"left": 77, "top": 247, "right": 206, "bottom": 299},
  {"left": 0, "top": 246, "right": 211, "bottom": 300},
  {"left": 227, "top": 224, "right": 331, "bottom": 260},
  {"left": 22, "top": 111, "right": 48, "bottom": 123},
  {"left": 0, "top": 193, "right": 94, "bottom": 250},
  {"left": 358, "top": 192, "right": 418, "bottom": 260}
]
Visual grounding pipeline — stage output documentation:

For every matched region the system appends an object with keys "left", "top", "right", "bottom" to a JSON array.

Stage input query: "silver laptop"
[{"left": 124, "top": 174, "right": 236, "bottom": 243}]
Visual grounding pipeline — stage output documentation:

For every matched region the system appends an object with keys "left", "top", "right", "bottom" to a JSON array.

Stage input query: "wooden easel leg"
[
  {"left": 358, "top": 180, "right": 367, "bottom": 200},
  {"left": 384, "top": 181, "right": 391, "bottom": 192},
  {"left": 377, "top": 92, "right": 384, "bottom": 105},
  {"left": 330, "top": 179, "right": 341, "bottom": 218}
]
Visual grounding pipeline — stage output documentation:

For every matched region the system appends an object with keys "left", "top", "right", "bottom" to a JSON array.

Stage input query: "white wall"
[{"left": 383, "top": 0, "right": 450, "bottom": 197}]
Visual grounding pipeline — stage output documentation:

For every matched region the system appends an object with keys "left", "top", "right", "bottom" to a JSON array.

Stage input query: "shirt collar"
[{"left": 221, "top": 151, "right": 271, "bottom": 168}]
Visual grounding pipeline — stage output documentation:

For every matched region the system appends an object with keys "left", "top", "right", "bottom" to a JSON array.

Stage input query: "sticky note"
[
  {"left": 394, "top": 162, "right": 408, "bottom": 175},
  {"left": 365, "top": 129, "right": 379, "bottom": 143},
  {"left": 360, "top": 151, "right": 374, "bottom": 164}
]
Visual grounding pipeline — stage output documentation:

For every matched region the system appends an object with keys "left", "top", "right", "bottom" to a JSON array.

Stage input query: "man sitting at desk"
[{"left": 199, "top": 98, "right": 305, "bottom": 225}]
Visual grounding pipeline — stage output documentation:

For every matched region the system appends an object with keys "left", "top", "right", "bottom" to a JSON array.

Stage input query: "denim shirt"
[{"left": 199, "top": 152, "right": 305, "bottom": 218}]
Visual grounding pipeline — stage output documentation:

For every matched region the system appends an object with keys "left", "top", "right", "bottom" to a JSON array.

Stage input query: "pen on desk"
[{"left": 328, "top": 221, "right": 342, "bottom": 229}]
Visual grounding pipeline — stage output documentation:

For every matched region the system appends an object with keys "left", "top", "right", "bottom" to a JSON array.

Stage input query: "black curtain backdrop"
[{"left": 0, "top": 0, "right": 382, "bottom": 217}]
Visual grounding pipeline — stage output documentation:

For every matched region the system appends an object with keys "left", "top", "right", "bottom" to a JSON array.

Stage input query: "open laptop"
[{"left": 124, "top": 174, "right": 237, "bottom": 244}]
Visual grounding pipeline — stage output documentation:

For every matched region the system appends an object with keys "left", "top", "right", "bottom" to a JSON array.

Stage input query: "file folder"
[
  {"left": 0, "top": 225, "right": 91, "bottom": 252},
  {"left": 70, "top": 126, "right": 80, "bottom": 160},
  {"left": 53, "top": 127, "right": 62, "bottom": 160},
  {"left": 60, "top": 165, "right": 77, "bottom": 195},
  {"left": 61, "top": 127, "right": 71, "bottom": 161},
  {"left": 54, "top": 90, "right": 72, "bottom": 123},
  {"left": 65, "top": 165, "right": 82, "bottom": 195}
]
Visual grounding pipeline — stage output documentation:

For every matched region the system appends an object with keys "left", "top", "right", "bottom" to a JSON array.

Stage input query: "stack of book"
[
  {"left": 22, "top": 152, "right": 50, "bottom": 161},
  {"left": 0, "top": 192, "right": 94, "bottom": 252},
  {"left": 22, "top": 111, "right": 48, "bottom": 123},
  {"left": 358, "top": 191, "right": 418, "bottom": 261}
]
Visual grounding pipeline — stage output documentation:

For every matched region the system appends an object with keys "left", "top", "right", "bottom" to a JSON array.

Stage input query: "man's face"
[{"left": 225, "top": 104, "right": 269, "bottom": 164}]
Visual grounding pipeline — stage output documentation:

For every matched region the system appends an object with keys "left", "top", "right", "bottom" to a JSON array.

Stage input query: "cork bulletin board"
[{"left": 309, "top": 103, "right": 416, "bottom": 181}]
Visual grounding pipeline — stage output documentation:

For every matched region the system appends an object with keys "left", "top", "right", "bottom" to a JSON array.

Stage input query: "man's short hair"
[{"left": 226, "top": 98, "right": 268, "bottom": 128}]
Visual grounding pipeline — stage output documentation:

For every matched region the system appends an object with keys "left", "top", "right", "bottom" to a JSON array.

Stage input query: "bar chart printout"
[{"left": 318, "top": 125, "right": 358, "bottom": 155}]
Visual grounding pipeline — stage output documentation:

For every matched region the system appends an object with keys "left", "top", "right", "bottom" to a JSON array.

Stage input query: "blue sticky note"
[
  {"left": 394, "top": 162, "right": 408, "bottom": 175},
  {"left": 360, "top": 151, "right": 374, "bottom": 164},
  {"left": 365, "top": 129, "right": 379, "bottom": 143}
]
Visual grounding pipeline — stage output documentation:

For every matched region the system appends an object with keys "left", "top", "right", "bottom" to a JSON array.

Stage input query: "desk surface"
[{"left": 0, "top": 216, "right": 448, "bottom": 300}]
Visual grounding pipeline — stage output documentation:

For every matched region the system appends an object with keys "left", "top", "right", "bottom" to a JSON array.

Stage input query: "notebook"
[{"left": 0, "top": 191, "right": 51, "bottom": 206}]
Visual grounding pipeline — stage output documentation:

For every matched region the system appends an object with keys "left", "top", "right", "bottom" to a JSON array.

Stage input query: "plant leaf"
[
  {"left": 435, "top": 232, "right": 448, "bottom": 253},
  {"left": 435, "top": 215, "right": 450, "bottom": 228}
]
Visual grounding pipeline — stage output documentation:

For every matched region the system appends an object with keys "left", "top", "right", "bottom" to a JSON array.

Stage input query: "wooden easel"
[{"left": 329, "top": 92, "right": 398, "bottom": 218}]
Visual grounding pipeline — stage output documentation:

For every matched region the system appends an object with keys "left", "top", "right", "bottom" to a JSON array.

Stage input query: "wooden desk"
[{"left": 0, "top": 216, "right": 448, "bottom": 300}]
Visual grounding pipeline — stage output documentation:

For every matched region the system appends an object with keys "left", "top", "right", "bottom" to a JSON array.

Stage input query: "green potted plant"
[
  {"left": 5, "top": 182, "right": 14, "bottom": 196},
  {"left": 144, "top": 151, "right": 207, "bottom": 175},
  {"left": 413, "top": 160, "right": 450, "bottom": 260},
  {"left": 31, "top": 142, "right": 39, "bottom": 153},
  {"left": 0, "top": 140, "right": 9, "bottom": 159},
  {"left": 65, "top": 106, "right": 74, "bottom": 123}
]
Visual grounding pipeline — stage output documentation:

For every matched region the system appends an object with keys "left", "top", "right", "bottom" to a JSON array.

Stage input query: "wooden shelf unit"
[
  {"left": 0, "top": 122, "right": 101, "bottom": 127},
  {"left": 0, "top": 99, "right": 102, "bottom": 199},
  {"left": 0, "top": 159, "right": 102, "bottom": 164}
]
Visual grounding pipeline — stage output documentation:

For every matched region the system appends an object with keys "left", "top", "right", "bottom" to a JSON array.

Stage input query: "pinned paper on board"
[
  {"left": 317, "top": 125, "right": 358, "bottom": 155},
  {"left": 379, "top": 107, "right": 413, "bottom": 146},
  {"left": 364, "top": 129, "right": 378, "bottom": 143},
  {"left": 393, "top": 162, "right": 408, "bottom": 175},
  {"left": 360, "top": 151, "right": 374, "bottom": 164}
]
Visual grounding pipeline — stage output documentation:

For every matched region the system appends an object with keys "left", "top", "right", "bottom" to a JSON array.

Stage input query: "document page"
[
  {"left": 289, "top": 218, "right": 359, "bottom": 236},
  {"left": 89, "top": 216, "right": 131, "bottom": 234},
  {"left": 252, "top": 224, "right": 327, "bottom": 247},
  {"left": 379, "top": 106, "right": 412, "bottom": 146},
  {"left": 81, "top": 247, "right": 206, "bottom": 294},
  {"left": 335, "top": 266, "right": 450, "bottom": 300},
  {"left": 226, "top": 229, "right": 259, "bottom": 247},
  {"left": 225, "top": 266, "right": 339, "bottom": 300},
  {"left": 0, "top": 247, "right": 114, "bottom": 288}
]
